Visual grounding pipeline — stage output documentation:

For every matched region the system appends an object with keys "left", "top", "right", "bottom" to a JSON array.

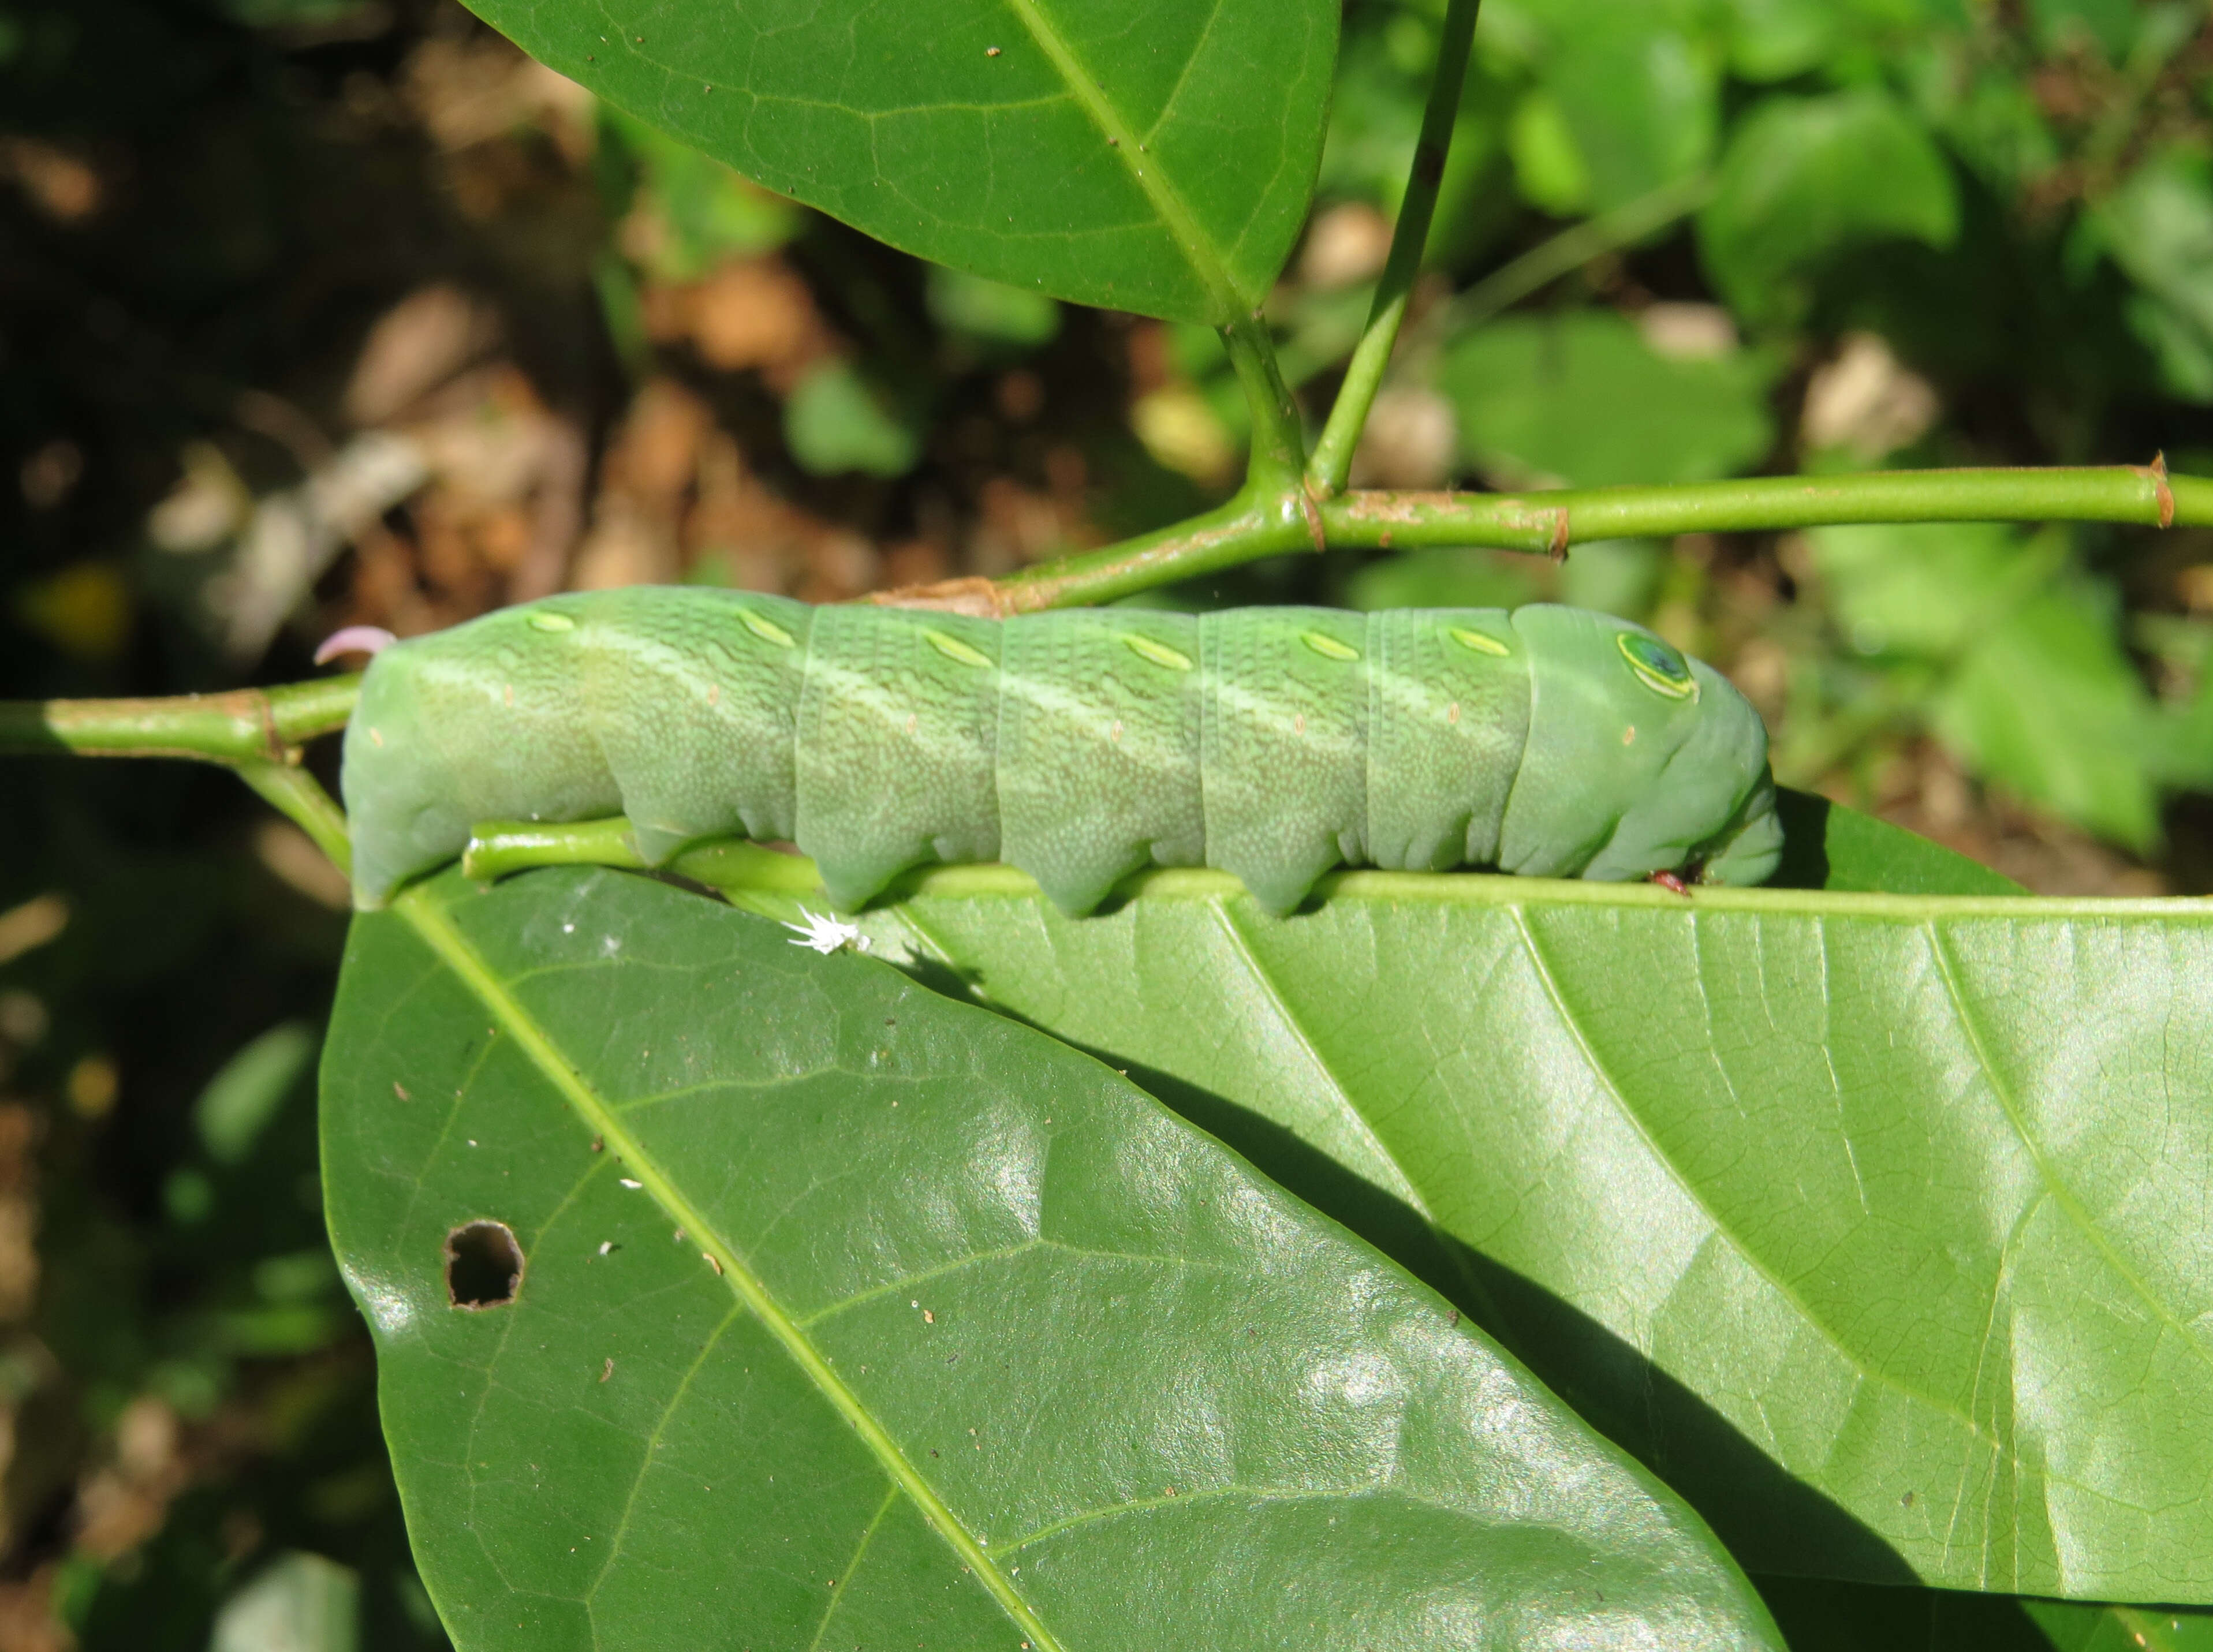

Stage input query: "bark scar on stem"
[
  {"left": 258, "top": 692, "right": 289, "bottom": 764},
  {"left": 865, "top": 577, "right": 1008, "bottom": 618},
  {"left": 2133, "top": 450, "right": 2176, "bottom": 529},
  {"left": 1341, "top": 490, "right": 1443, "bottom": 525},
  {"left": 1297, "top": 487, "right": 1326, "bottom": 554},
  {"left": 1547, "top": 506, "right": 1571, "bottom": 562}
]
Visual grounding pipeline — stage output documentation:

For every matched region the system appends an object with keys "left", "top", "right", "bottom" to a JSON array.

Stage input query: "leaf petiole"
[{"left": 1307, "top": 0, "right": 1485, "bottom": 498}]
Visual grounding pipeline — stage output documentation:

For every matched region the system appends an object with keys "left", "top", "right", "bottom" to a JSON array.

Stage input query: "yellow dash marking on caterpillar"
[
  {"left": 706, "top": 683, "right": 720, "bottom": 707},
  {"left": 503, "top": 683, "right": 514, "bottom": 707},
  {"left": 1293, "top": 712, "right": 1305, "bottom": 735},
  {"left": 926, "top": 630, "right": 994, "bottom": 668},
  {"left": 527, "top": 611, "right": 576, "bottom": 633},
  {"left": 1447, "top": 702, "right": 1460, "bottom": 724},
  {"left": 1449, "top": 626, "right": 1509, "bottom": 657},
  {"left": 1110, "top": 719, "right": 1123, "bottom": 742},
  {"left": 1301, "top": 630, "right": 1360, "bottom": 661},
  {"left": 1622, "top": 724, "right": 1636, "bottom": 745},
  {"left": 740, "top": 608, "right": 797, "bottom": 648},
  {"left": 904, "top": 712, "right": 917, "bottom": 737},
  {"left": 1122, "top": 633, "right": 1193, "bottom": 671}
]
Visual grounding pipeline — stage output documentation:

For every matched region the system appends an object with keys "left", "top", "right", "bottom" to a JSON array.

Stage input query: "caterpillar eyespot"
[
  {"left": 1617, "top": 631, "right": 1699, "bottom": 700},
  {"left": 343, "top": 592, "right": 1782, "bottom": 917}
]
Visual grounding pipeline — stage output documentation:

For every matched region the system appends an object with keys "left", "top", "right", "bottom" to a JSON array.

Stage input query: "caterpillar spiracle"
[{"left": 341, "top": 588, "right": 1783, "bottom": 915}]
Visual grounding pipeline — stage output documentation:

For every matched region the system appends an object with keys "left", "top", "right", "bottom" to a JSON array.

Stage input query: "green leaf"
[
  {"left": 324, "top": 869, "right": 1785, "bottom": 1651},
  {"left": 1542, "top": 12, "right": 1719, "bottom": 212},
  {"left": 734, "top": 865, "right": 2213, "bottom": 1602},
  {"left": 1697, "top": 88, "right": 1958, "bottom": 320},
  {"left": 2093, "top": 152, "right": 2213, "bottom": 405},
  {"left": 1810, "top": 521, "right": 2029, "bottom": 660},
  {"left": 211, "top": 1553, "right": 359, "bottom": 1652},
  {"left": 1507, "top": 89, "right": 1593, "bottom": 216},
  {"left": 1760, "top": 1577, "right": 2213, "bottom": 1652},
  {"left": 926, "top": 266, "right": 1063, "bottom": 347},
  {"left": 2027, "top": 1599, "right": 2213, "bottom": 1651},
  {"left": 196, "top": 1019, "right": 318, "bottom": 1165},
  {"left": 1809, "top": 525, "right": 2162, "bottom": 850},
  {"left": 2028, "top": 0, "right": 2144, "bottom": 61},
  {"left": 1342, "top": 546, "right": 1546, "bottom": 613},
  {"left": 1437, "top": 310, "right": 1778, "bottom": 488},
  {"left": 1768, "top": 788, "right": 2027, "bottom": 896},
  {"left": 1722, "top": 0, "right": 1836, "bottom": 83},
  {"left": 459, "top": 0, "right": 1338, "bottom": 324},
  {"left": 1935, "top": 586, "right": 2162, "bottom": 851},
  {"left": 783, "top": 361, "right": 921, "bottom": 479},
  {"left": 603, "top": 107, "right": 801, "bottom": 281}
]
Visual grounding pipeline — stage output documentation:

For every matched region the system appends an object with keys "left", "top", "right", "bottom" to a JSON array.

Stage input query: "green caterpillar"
[{"left": 341, "top": 588, "right": 1782, "bottom": 914}]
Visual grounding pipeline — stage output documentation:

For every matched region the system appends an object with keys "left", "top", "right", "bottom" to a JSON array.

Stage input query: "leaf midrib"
[
  {"left": 1002, "top": 0, "right": 1245, "bottom": 317},
  {"left": 880, "top": 861, "right": 2213, "bottom": 924},
  {"left": 396, "top": 885, "right": 1066, "bottom": 1652}
]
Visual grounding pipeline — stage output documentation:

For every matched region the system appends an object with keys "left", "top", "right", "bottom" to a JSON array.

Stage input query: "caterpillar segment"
[{"left": 341, "top": 588, "right": 1783, "bottom": 914}]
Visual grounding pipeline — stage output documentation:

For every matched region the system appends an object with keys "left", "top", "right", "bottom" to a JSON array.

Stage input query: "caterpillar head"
[{"left": 1506, "top": 607, "right": 1782, "bottom": 887}]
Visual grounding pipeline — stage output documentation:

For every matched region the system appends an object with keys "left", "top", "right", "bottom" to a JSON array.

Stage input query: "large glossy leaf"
[
  {"left": 1765, "top": 788, "right": 2024, "bottom": 897},
  {"left": 322, "top": 868, "right": 1784, "bottom": 1650},
  {"left": 655, "top": 861, "right": 2213, "bottom": 1604},
  {"left": 461, "top": 0, "right": 1336, "bottom": 323}
]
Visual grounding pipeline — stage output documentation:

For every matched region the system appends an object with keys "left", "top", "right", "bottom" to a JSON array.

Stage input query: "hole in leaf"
[{"left": 445, "top": 1220, "right": 524, "bottom": 1309}]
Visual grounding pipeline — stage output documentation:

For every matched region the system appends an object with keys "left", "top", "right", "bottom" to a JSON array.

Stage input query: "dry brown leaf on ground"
[{"left": 641, "top": 257, "right": 835, "bottom": 391}]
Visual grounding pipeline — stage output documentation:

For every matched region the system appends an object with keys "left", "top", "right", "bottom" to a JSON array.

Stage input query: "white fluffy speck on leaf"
[{"left": 783, "top": 909, "right": 869, "bottom": 955}]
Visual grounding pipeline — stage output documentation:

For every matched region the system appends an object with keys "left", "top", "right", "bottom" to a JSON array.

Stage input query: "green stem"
[
  {"left": 2, "top": 466, "right": 2203, "bottom": 755},
  {"left": 465, "top": 820, "right": 827, "bottom": 906},
  {"left": 878, "top": 462, "right": 2199, "bottom": 613},
  {"left": 874, "top": 489, "right": 1311, "bottom": 615},
  {"left": 1399, "top": 172, "right": 1715, "bottom": 364},
  {"left": 1219, "top": 311, "right": 1308, "bottom": 497},
  {"left": 1317, "top": 466, "right": 2196, "bottom": 555},
  {"left": 1307, "top": 0, "right": 1483, "bottom": 498},
  {"left": 0, "top": 672, "right": 360, "bottom": 879},
  {"left": 0, "top": 673, "right": 359, "bottom": 762},
  {"left": 236, "top": 760, "right": 353, "bottom": 874}
]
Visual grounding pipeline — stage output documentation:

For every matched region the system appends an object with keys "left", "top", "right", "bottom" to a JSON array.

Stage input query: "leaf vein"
[{"left": 397, "top": 885, "right": 1067, "bottom": 1652}]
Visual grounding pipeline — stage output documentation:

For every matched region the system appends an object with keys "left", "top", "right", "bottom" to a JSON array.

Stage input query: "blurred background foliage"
[{"left": 3, "top": 0, "right": 2213, "bottom": 1645}]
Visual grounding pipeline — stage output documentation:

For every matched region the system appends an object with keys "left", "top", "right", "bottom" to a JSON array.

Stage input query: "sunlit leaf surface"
[
  {"left": 789, "top": 865, "right": 2213, "bottom": 1604},
  {"left": 322, "top": 868, "right": 1782, "bottom": 1651},
  {"left": 462, "top": 0, "right": 1337, "bottom": 322}
]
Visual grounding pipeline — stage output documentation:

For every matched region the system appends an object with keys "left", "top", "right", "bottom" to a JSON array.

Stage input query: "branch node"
[
  {"left": 1298, "top": 487, "right": 1327, "bottom": 555},
  {"left": 2129, "top": 452, "right": 2175, "bottom": 528},
  {"left": 256, "top": 693, "right": 289, "bottom": 764}
]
